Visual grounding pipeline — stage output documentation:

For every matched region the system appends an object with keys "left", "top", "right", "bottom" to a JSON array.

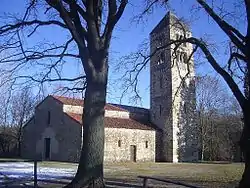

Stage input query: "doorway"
[
  {"left": 130, "top": 145, "right": 137, "bottom": 162},
  {"left": 44, "top": 138, "right": 51, "bottom": 160}
]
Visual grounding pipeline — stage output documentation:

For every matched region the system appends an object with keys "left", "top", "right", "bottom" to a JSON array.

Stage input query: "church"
[{"left": 21, "top": 12, "right": 199, "bottom": 163}]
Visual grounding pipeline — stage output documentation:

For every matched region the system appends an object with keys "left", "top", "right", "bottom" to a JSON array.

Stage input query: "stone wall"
[
  {"left": 22, "top": 96, "right": 82, "bottom": 162},
  {"left": 63, "top": 104, "right": 130, "bottom": 119},
  {"left": 150, "top": 12, "right": 174, "bottom": 162},
  {"left": 22, "top": 96, "right": 156, "bottom": 163},
  {"left": 150, "top": 12, "right": 198, "bottom": 162},
  {"left": 105, "top": 110, "right": 130, "bottom": 118},
  {"left": 63, "top": 104, "right": 83, "bottom": 114},
  {"left": 104, "top": 128, "right": 155, "bottom": 162},
  {"left": 169, "top": 13, "right": 198, "bottom": 162}
]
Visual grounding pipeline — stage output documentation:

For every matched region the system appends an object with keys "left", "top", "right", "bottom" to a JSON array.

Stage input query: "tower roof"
[{"left": 150, "top": 11, "right": 190, "bottom": 35}]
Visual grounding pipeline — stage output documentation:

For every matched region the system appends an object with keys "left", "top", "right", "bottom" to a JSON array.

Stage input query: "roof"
[
  {"left": 53, "top": 95, "right": 84, "bottom": 106},
  {"left": 110, "top": 104, "right": 149, "bottom": 114},
  {"left": 67, "top": 113, "right": 154, "bottom": 130},
  {"left": 150, "top": 11, "right": 190, "bottom": 35},
  {"left": 52, "top": 95, "right": 128, "bottom": 112}
]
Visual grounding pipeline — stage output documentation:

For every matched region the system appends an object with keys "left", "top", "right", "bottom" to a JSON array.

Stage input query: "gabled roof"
[
  {"left": 52, "top": 95, "right": 128, "bottom": 112},
  {"left": 67, "top": 113, "right": 154, "bottom": 130}
]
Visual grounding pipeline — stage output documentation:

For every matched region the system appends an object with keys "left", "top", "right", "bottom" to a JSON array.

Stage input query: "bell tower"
[{"left": 150, "top": 12, "right": 198, "bottom": 162}]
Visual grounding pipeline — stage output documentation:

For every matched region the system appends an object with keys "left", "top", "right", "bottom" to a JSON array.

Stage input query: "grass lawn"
[
  {"left": 36, "top": 161, "right": 244, "bottom": 187},
  {"left": 0, "top": 159, "right": 244, "bottom": 187}
]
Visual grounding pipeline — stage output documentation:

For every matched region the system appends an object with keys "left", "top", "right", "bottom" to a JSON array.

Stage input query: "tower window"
[
  {"left": 183, "top": 52, "right": 188, "bottom": 63},
  {"left": 159, "top": 105, "right": 162, "bottom": 116},
  {"left": 118, "top": 140, "right": 121, "bottom": 147},
  {"left": 47, "top": 111, "right": 51, "bottom": 125},
  {"left": 180, "top": 52, "right": 183, "bottom": 62},
  {"left": 184, "top": 103, "right": 187, "bottom": 114},
  {"left": 176, "top": 51, "right": 180, "bottom": 62},
  {"left": 157, "top": 52, "right": 165, "bottom": 65},
  {"left": 176, "top": 33, "right": 179, "bottom": 40},
  {"left": 160, "top": 75, "right": 163, "bottom": 89},
  {"left": 145, "top": 141, "right": 149, "bottom": 148}
]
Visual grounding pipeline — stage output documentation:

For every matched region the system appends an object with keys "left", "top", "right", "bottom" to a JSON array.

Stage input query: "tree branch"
[
  {"left": 197, "top": 0, "right": 246, "bottom": 53},
  {"left": 102, "top": 0, "right": 128, "bottom": 49},
  {"left": 0, "top": 20, "right": 67, "bottom": 35}
]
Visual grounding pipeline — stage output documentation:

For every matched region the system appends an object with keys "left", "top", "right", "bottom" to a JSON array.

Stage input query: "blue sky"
[
  {"left": 0, "top": 0, "right": 246, "bottom": 108},
  {"left": 108, "top": 0, "right": 246, "bottom": 107}
]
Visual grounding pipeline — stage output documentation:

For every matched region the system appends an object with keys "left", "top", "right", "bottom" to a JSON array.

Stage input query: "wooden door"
[{"left": 44, "top": 138, "right": 51, "bottom": 160}]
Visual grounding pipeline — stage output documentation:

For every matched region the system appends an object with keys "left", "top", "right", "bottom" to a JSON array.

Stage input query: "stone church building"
[{"left": 21, "top": 12, "right": 198, "bottom": 163}]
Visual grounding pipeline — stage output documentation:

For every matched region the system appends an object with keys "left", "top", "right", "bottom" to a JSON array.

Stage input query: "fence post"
[
  {"left": 143, "top": 178, "right": 148, "bottom": 188},
  {"left": 34, "top": 159, "right": 37, "bottom": 188}
]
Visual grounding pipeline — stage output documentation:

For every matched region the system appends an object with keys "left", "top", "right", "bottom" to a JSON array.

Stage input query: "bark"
[
  {"left": 240, "top": 3, "right": 250, "bottom": 184},
  {"left": 64, "top": 57, "right": 108, "bottom": 188},
  {"left": 239, "top": 105, "right": 250, "bottom": 188}
]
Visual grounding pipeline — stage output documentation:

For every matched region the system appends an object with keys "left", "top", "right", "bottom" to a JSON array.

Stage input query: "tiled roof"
[
  {"left": 52, "top": 95, "right": 128, "bottom": 112},
  {"left": 53, "top": 95, "right": 84, "bottom": 106},
  {"left": 66, "top": 113, "right": 154, "bottom": 130},
  {"left": 111, "top": 104, "right": 149, "bottom": 114}
]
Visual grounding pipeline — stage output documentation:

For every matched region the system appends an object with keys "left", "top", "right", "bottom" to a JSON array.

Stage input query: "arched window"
[
  {"left": 184, "top": 103, "right": 187, "bottom": 114},
  {"left": 157, "top": 51, "right": 165, "bottom": 65},
  {"left": 176, "top": 51, "right": 180, "bottom": 62},
  {"left": 176, "top": 33, "right": 179, "bottom": 40},
  {"left": 118, "top": 140, "right": 121, "bottom": 147},
  {"left": 159, "top": 105, "right": 162, "bottom": 116},
  {"left": 145, "top": 141, "right": 149, "bottom": 148},
  {"left": 183, "top": 52, "right": 188, "bottom": 63},
  {"left": 180, "top": 52, "right": 183, "bottom": 62}
]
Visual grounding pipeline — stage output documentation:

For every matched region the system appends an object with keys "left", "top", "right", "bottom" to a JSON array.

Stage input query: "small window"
[
  {"left": 176, "top": 51, "right": 180, "bottom": 62},
  {"left": 184, "top": 103, "right": 187, "bottom": 114},
  {"left": 157, "top": 52, "right": 165, "bottom": 65},
  {"left": 180, "top": 53, "right": 183, "bottom": 62},
  {"left": 47, "top": 111, "right": 51, "bottom": 125},
  {"left": 159, "top": 75, "right": 163, "bottom": 89},
  {"left": 145, "top": 141, "right": 148, "bottom": 148},
  {"left": 183, "top": 52, "right": 188, "bottom": 63},
  {"left": 176, "top": 33, "right": 179, "bottom": 40},
  {"left": 118, "top": 140, "right": 121, "bottom": 147},
  {"left": 159, "top": 105, "right": 162, "bottom": 116}
]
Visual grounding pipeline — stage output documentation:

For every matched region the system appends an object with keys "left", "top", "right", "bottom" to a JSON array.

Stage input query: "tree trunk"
[
  {"left": 17, "top": 127, "right": 22, "bottom": 157},
  {"left": 18, "top": 139, "right": 21, "bottom": 157},
  {"left": 239, "top": 107, "right": 250, "bottom": 188},
  {"left": 64, "top": 59, "right": 107, "bottom": 188}
]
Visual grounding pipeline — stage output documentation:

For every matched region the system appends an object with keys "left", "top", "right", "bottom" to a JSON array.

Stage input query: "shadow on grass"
[{"left": 0, "top": 178, "right": 142, "bottom": 188}]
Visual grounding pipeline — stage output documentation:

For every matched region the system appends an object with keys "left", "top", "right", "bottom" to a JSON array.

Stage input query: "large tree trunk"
[
  {"left": 65, "top": 58, "right": 108, "bottom": 188},
  {"left": 239, "top": 106, "right": 250, "bottom": 188}
]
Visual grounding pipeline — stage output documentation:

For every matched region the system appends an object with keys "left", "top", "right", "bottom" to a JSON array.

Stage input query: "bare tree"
[
  {"left": 0, "top": 0, "right": 127, "bottom": 187},
  {"left": 119, "top": 0, "right": 249, "bottom": 187},
  {"left": 10, "top": 87, "right": 37, "bottom": 157},
  {"left": 196, "top": 76, "right": 227, "bottom": 160},
  {"left": 196, "top": 76, "right": 243, "bottom": 161}
]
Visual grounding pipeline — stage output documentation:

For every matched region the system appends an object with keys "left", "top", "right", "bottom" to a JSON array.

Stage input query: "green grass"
[
  {"left": 104, "top": 162, "right": 244, "bottom": 187},
  {"left": 35, "top": 161, "right": 245, "bottom": 185},
  {"left": 0, "top": 158, "right": 29, "bottom": 162},
  {"left": 37, "top": 161, "right": 78, "bottom": 168}
]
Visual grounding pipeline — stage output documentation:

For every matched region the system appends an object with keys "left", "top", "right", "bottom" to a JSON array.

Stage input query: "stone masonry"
[
  {"left": 21, "top": 96, "right": 155, "bottom": 163},
  {"left": 150, "top": 12, "right": 198, "bottom": 162}
]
